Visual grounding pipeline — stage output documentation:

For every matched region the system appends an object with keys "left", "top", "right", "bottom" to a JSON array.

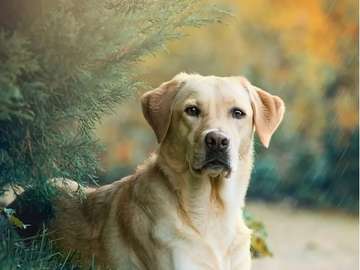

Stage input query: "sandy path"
[{"left": 247, "top": 202, "right": 358, "bottom": 270}]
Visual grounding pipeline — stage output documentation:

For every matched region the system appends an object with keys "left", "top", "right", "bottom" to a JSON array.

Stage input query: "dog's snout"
[{"left": 205, "top": 131, "right": 229, "bottom": 151}]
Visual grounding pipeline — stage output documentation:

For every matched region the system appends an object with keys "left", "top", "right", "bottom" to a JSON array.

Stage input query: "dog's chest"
[
  {"left": 153, "top": 211, "right": 241, "bottom": 269},
  {"left": 199, "top": 213, "right": 238, "bottom": 263}
]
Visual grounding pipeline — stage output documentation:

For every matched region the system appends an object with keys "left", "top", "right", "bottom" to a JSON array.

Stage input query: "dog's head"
[{"left": 141, "top": 73, "right": 285, "bottom": 178}]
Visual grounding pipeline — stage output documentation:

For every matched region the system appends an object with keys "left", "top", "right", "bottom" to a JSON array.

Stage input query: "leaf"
[
  {"left": 2, "top": 207, "right": 30, "bottom": 229},
  {"left": 250, "top": 234, "right": 273, "bottom": 258},
  {"left": 244, "top": 210, "right": 273, "bottom": 258}
]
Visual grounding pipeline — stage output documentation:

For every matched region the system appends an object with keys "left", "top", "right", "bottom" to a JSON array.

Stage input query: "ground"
[{"left": 248, "top": 202, "right": 359, "bottom": 270}]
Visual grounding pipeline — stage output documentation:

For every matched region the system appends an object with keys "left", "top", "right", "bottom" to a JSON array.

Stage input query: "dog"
[{"left": 7, "top": 73, "right": 285, "bottom": 270}]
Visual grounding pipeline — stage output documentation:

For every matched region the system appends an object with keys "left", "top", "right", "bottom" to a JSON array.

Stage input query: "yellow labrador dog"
[{"left": 14, "top": 73, "right": 285, "bottom": 269}]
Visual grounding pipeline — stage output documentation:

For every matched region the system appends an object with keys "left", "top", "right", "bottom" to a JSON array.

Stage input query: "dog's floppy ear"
[
  {"left": 141, "top": 79, "right": 182, "bottom": 143},
  {"left": 242, "top": 78, "right": 285, "bottom": 148}
]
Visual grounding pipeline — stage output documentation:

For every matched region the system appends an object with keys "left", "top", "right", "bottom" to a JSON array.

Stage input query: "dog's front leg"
[
  {"left": 229, "top": 235, "right": 251, "bottom": 270},
  {"left": 171, "top": 248, "right": 212, "bottom": 270},
  {"left": 230, "top": 251, "right": 251, "bottom": 270}
]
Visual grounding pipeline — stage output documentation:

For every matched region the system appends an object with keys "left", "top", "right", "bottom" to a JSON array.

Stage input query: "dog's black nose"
[{"left": 205, "top": 131, "right": 229, "bottom": 151}]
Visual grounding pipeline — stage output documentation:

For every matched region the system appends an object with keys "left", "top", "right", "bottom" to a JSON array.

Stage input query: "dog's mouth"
[{"left": 192, "top": 159, "right": 231, "bottom": 178}]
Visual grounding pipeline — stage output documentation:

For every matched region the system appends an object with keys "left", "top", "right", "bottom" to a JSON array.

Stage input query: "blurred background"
[{"left": 94, "top": 0, "right": 359, "bottom": 269}]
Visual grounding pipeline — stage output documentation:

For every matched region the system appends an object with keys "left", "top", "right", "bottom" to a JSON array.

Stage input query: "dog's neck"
[{"left": 156, "top": 143, "right": 254, "bottom": 229}]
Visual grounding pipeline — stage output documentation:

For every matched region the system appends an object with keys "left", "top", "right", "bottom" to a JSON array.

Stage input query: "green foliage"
[
  {"left": 0, "top": 225, "right": 66, "bottom": 270},
  {"left": 0, "top": 0, "right": 225, "bottom": 192},
  {"left": 244, "top": 210, "right": 273, "bottom": 258},
  {"left": 248, "top": 128, "right": 359, "bottom": 212}
]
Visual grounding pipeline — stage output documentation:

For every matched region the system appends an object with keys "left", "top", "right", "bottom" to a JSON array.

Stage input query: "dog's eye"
[
  {"left": 231, "top": 107, "right": 246, "bottom": 119},
  {"left": 184, "top": 105, "right": 201, "bottom": 117}
]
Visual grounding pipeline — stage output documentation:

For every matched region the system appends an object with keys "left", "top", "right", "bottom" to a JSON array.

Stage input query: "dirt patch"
[{"left": 248, "top": 202, "right": 359, "bottom": 270}]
